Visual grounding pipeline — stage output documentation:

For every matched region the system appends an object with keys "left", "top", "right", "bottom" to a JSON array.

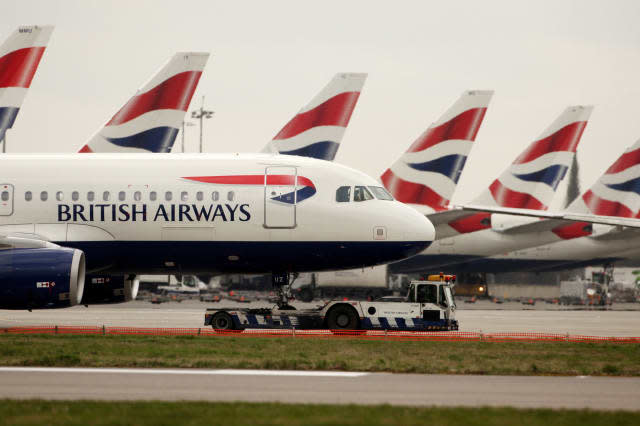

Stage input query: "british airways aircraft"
[
  {"left": 0, "top": 153, "right": 435, "bottom": 309},
  {"left": 262, "top": 73, "right": 367, "bottom": 160},
  {"left": 458, "top": 138, "right": 640, "bottom": 272},
  {"left": 390, "top": 105, "right": 593, "bottom": 273},
  {"left": 0, "top": 25, "right": 53, "bottom": 144},
  {"left": 78, "top": 52, "right": 209, "bottom": 153}
]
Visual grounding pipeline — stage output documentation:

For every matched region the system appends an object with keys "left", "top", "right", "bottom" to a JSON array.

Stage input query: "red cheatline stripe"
[
  {"left": 606, "top": 148, "right": 640, "bottom": 174},
  {"left": 552, "top": 221, "right": 592, "bottom": 240},
  {"left": 406, "top": 107, "right": 487, "bottom": 153},
  {"left": 78, "top": 144, "right": 93, "bottom": 153},
  {"left": 448, "top": 212, "right": 492, "bottom": 234},
  {"left": 582, "top": 190, "right": 634, "bottom": 217},
  {"left": 273, "top": 92, "right": 360, "bottom": 140},
  {"left": 0, "top": 46, "right": 46, "bottom": 88},
  {"left": 514, "top": 121, "right": 587, "bottom": 164},
  {"left": 184, "top": 175, "right": 315, "bottom": 189},
  {"left": 489, "top": 180, "right": 546, "bottom": 210},
  {"left": 106, "top": 71, "right": 202, "bottom": 126},
  {"left": 381, "top": 169, "right": 448, "bottom": 210}
]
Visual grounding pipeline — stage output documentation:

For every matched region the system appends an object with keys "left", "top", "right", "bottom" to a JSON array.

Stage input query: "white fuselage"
[{"left": 0, "top": 153, "right": 434, "bottom": 274}]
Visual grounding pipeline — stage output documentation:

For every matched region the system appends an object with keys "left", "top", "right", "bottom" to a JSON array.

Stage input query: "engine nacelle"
[
  {"left": 0, "top": 248, "right": 85, "bottom": 309},
  {"left": 81, "top": 275, "right": 139, "bottom": 305}
]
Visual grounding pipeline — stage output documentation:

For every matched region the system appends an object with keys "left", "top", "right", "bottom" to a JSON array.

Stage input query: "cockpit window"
[
  {"left": 336, "top": 186, "right": 351, "bottom": 202},
  {"left": 368, "top": 186, "right": 394, "bottom": 201},
  {"left": 354, "top": 186, "right": 374, "bottom": 202}
]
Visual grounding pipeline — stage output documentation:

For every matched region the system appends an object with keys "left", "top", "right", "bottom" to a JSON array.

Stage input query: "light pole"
[
  {"left": 181, "top": 121, "right": 195, "bottom": 153},
  {"left": 191, "top": 96, "right": 214, "bottom": 153}
]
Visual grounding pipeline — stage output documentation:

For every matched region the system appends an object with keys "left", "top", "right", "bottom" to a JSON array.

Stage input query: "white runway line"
[{"left": 0, "top": 367, "right": 368, "bottom": 377}]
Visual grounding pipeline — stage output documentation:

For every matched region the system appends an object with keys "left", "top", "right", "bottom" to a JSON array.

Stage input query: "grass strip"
[
  {"left": 1, "top": 334, "right": 639, "bottom": 376},
  {"left": 1, "top": 400, "right": 639, "bottom": 426}
]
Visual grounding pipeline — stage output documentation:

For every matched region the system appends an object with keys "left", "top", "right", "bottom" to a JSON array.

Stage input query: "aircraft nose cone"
[{"left": 387, "top": 202, "right": 436, "bottom": 261}]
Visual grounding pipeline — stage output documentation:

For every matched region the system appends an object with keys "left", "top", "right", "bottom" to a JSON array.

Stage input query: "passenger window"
[
  {"left": 368, "top": 186, "right": 394, "bottom": 201},
  {"left": 181, "top": 191, "right": 188, "bottom": 202},
  {"left": 25, "top": 191, "right": 32, "bottom": 201},
  {"left": 1, "top": 191, "right": 9, "bottom": 201},
  {"left": 354, "top": 186, "right": 374, "bottom": 202},
  {"left": 227, "top": 191, "right": 234, "bottom": 201},
  {"left": 118, "top": 191, "right": 126, "bottom": 201},
  {"left": 165, "top": 191, "right": 172, "bottom": 201},
  {"left": 56, "top": 191, "right": 64, "bottom": 201},
  {"left": 87, "top": 191, "right": 95, "bottom": 202},
  {"left": 212, "top": 191, "right": 219, "bottom": 201},
  {"left": 103, "top": 191, "right": 110, "bottom": 201},
  {"left": 134, "top": 191, "right": 141, "bottom": 201},
  {"left": 149, "top": 191, "right": 157, "bottom": 201},
  {"left": 336, "top": 186, "right": 351, "bottom": 202},
  {"left": 72, "top": 191, "right": 79, "bottom": 201},
  {"left": 40, "top": 191, "right": 48, "bottom": 201},
  {"left": 196, "top": 191, "right": 203, "bottom": 201}
]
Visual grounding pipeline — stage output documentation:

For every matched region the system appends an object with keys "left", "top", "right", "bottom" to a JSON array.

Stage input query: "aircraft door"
[
  {"left": 264, "top": 166, "right": 297, "bottom": 228},
  {"left": 0, "top": 184, "right": 14, "bottom": 216}
]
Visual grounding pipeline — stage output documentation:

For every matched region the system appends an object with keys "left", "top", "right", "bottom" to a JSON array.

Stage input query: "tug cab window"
[
  {"left": 336, "top": 186, "right": 351, "bottom": 202},
  {"left": 354, "top": 186, "right": 374, "bottom": 202},
  {"left": 417, "top": 284, "right": 438, "bottom": 304},
  {"left": 368, "top": 186, "right": 394, "bottom": 200}
]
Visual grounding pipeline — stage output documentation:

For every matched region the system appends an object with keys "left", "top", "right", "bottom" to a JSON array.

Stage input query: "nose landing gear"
[{"left": 272, "top": 272, "right": 296, "bottom": 310}]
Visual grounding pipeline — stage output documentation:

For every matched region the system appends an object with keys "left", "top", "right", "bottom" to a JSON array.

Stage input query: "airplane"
[
  {"left": 262, "top": 73, "right": 367, "bottom": 160},
  {"left": 78, "top": 52, "right": 209, "bottom": 153},
  {"left": 454, "top": 138, "right": 640, "bottom": 272},
  {"left": 0, "top": 25, "right": 53, "bottom": 145},
  {"left": 0, "top": 153, "right": 435, "bottom": 309},
  {"left": 389, "top": 105, "right": 593, "bottom": 273}
]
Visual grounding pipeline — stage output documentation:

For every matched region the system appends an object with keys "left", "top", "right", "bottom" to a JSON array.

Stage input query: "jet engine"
[
  {"left": 0, "top": 247, "right": 85, "bottom": 309},
  {"left": 81, "top": 275, "right": 139, "bottom": 305}
]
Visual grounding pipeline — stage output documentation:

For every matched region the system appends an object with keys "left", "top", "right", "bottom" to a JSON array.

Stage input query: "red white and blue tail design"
[
  {"left": 380, "top": 90, "right": 493, "bottom": 212},
  {"left": 473, "top": 105, "right": 592, "bottom": 211},
  {"left": 0, "top": 25, "right": 53, "bottom": 142},
  {"left": 79, "top": 52, "right": 209, "bottom": 153},
  {"left": 262, "top": 73, "right": 367, "bottom": 161},
  {"left": 567, "top": 139, "right": 640, "bottom": 218}
]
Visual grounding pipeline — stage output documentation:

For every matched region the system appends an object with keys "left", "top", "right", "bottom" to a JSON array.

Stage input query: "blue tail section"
[{"left": 105, "top": 127, "right": 179, "bottom": 153}]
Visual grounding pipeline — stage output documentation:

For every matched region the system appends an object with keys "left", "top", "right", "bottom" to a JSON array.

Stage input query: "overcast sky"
[{"left": 3, "top": 0, "right": 640, "bottom": 208}]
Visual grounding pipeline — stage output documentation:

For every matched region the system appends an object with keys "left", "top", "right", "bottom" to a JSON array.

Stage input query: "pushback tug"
[{"left": 204, "top": 273, "right": 458, "bottom": 331}]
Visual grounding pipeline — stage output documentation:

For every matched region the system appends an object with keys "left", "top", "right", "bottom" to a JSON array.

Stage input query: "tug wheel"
[
  {"left": 211, "top": 312, "right": 234, "bottom": 330},
  {"left": 327, "top": 305, "right": 359, "bottom": 330}
]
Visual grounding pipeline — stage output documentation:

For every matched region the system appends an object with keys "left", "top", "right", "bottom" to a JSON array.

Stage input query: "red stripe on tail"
[
  {"left": 489, "top": 180, "right": 546, "bottom": 210},
  {"left": 514, "top": 121, "right": 587, "bottom": 165},
  {"left": 0, "top": 47, "right": 46, "bottom": 88}
]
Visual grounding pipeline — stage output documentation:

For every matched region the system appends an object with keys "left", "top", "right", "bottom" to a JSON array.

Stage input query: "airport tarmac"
[
  {"left": 0, "top": 367, "right": 638, "bottom": 410},
  {"left": 1, "top": 300, "right": 639, "bottom": 336}
]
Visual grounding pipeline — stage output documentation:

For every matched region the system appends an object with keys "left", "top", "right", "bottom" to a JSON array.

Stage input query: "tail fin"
[
  {"left": 0, "top": 25, "right": 53, "bottom": 141},
  {"left": 472, "top": 105, "right": 592, "bottom": 210},
  {"left": 381, "top": 90, "right": 493, "bottom": 212},
  {"left": 566, "top": 139, "right": 640, "bottom": 218},
  {"left": 262, "top": 72, "right": 367, "bottom": 160},
  {"left": 79, "top": 52, "right": 209, "bottom": 153}
]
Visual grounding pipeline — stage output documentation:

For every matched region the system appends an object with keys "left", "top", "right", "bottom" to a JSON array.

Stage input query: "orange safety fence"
[{"left": 1, "top": 325, "right": 639, "bottom": 343}]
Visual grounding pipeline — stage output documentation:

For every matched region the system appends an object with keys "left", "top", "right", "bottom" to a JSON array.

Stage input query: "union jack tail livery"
[
  {"left": 79, "top": 52, "right": 209, "bottom": 153},
  {"left": 567, "top": 139, "right": 640, "bottom": 218},
  {"left": 473, "top": 105, "right": 592, "bottom": 211},
  {"left": 262, "top": 73, "right": 367, "bottom": 160},
  {"left": 381, "top": 90, "right": 493, "bottom": 212},
  {"left": 0, "top": 25, "right": 53, "bottom": 142}
]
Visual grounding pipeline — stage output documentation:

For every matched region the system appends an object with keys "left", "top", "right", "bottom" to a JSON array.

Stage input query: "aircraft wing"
[{"left": 458, "top": 204, "right": 640, "bottom": 229}]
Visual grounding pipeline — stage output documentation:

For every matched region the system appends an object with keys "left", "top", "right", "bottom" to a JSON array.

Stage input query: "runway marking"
[{"left": 0, "top": 367, "right": 368, "bottom": 377}]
